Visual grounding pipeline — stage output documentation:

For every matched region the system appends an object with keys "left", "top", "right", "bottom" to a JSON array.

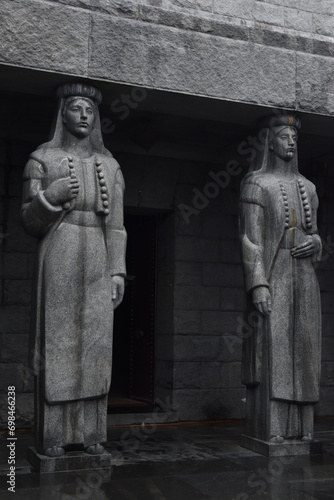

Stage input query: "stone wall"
[
  {"left": 31, "top": 0, "right": 334, "bottom": 39},
  {"left": 172, "top": 162, "right": 246, "bottom": 420},
  {"left": 1, "top": 0, "right": 334, "bottom": 115},
  {"left": 0, "top": 141, "right": 36, "bottom": 428},
  {"left": 0, "top": 95, "right": 53, "bottom": 428},
  {"left": 139, "top": 0, "right": 334, "bottom": 38},
  {"left": 310, "top": 162, "right": 334, "bottom": 417}
]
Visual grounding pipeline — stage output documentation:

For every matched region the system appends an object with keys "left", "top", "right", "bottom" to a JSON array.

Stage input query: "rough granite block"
[
  {"left": 5, "top": 224, "right": 37, "bottom": 253},
  {"left": 321, "top": 338, "right": 334, "bottom": 362},
  {"left": 175, "top": 285, "right": 220, "bottom": 310},
  {"left": 174, "top": 310, "right": 201, "bottom": 334},
  {"left": 213, "top": 0, "right": 253, "bottom": 20},
  {"left": 253, "top": 1, "right": 284, "bottom": 27},
  {"left": 175, "top": 262, "right": 202, "bottom": 286},
  {"left": 242, "top": 434, "right": 323, "bottom": 456},
  {"left": 302, "top": 0, "right": 334, "bottom": 15},
  {"left": 202, "top": 311, "right": 241, "bottom": 335},
  {"left": 169, "top": 0, "right": 213, "bottom": 13},
  {"left": 201, "top": 213, "right": 236, "bottom": 239},
  {"left": 28, "top": 446, "right": 112, "bottom": 473},
  {"left": 1, "top": 334, "right": 29, "bottom": 362},
  {"left": 0, "top": 306, "right": 28, "bottom": 335},
  {"left": 297, "top": 52, "right": 334, "bottom": 115},
  {"left": 93, "top": 0, "right": 138, "bottom": 17},
  {"left": 174, "top": 335, "right": 220, "bottom": 361},
  {"left": 173, "top": 388, "right": 245, "bottom": 420},
  {"left": 202, "top": 263, "right": 243, "bottom": 287},
  {"left": 89, "top": 14, "right": 296, "bottom": 108},
  {"left": 0, "top": 253, "right": 29, "bottom": 279},
  {"left": 220, "top": 287, "right": 244, "bottom": 311},
  {"left": 284, "top": 7, "right": 313, "bottom": 33},
  {"left": 323, "top": 314, "right": 334, "bottom": 337},
  {"left": 315, "top": 387, "right": 334, "bottom": 416},
  {"left": 175, "top": 236, "right": 221, "bottom": 262},
  {"left": 4, "top": 280, "right": 32, "bottom": 306},
  {"left": 174, "top": 361, "right": 222, "bottom": 389},
  {"left": 321, "top": 362, "right": 334, "bottom": 387},
  {"left": 0, "top": 0, "right": 90, "bottom": 75},
  {"left": 0, "top": 363, "right": 33, "bottom": 393},
  {"left": 218, "top": 335, "right": 243, "bottom": 362}
]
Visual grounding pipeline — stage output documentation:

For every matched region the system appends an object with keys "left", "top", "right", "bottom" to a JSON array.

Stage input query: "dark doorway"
[{"left": 108, "top": 214, "right": 156, "bottom": 412}]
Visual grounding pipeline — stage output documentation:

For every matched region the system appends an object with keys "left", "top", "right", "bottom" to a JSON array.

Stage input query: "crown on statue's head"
[
  {"left": 57, "top": 82, "right": 102, "bottom": 105},
  {"left": 260, "top": 114, "right": 301, "bottom": 131}
]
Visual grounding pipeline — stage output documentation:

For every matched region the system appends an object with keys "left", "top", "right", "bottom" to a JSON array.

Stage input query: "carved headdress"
[{"left": 38, "top": 82, "right": 111, "bottom": 157}]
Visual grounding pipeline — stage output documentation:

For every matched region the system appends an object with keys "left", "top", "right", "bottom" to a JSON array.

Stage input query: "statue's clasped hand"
[
  {"left": 252, "top": 286, "right": 272, "bottom": 317},
  {"left": 111, "top": 276, "right": 125, "bottom": 309},
  {"left": 44, "top": 176, "right": 79, "bottom": 208},
  {"left": 291, "top": 235, "right": 319, "bottom": 259}
]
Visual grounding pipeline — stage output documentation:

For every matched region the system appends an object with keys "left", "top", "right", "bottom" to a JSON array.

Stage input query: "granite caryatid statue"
[
  {"left": 239, "top": 115, "right": 322, "bottom": 450},
  {"left": 22, "top": 83, "right": 127, "bottom": 458}
]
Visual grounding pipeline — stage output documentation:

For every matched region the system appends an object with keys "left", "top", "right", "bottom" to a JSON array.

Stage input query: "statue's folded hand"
[
  {"left": 44, "top": 176, "right": 79, "bottom": 207},
  {"left": 291, "top": 235, "right": 319, "bottom": 259}
]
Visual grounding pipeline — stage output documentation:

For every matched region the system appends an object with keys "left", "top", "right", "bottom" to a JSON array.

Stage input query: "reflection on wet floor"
[{"left": 1, "top": 419, "right": 334, "bottom": 499}]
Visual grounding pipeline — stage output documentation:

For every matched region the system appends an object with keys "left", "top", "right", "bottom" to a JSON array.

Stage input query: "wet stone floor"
[{"left": 1, "top": 419, "right": 334, "bottom": 499}]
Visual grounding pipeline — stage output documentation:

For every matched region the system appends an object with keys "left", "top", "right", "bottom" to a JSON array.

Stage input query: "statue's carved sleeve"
[
  {"left": 239, "top": 181, "right": 269, "bottom": 293},
  {"left": 106, "top": 166, "right": 127, "bottom": 277},
  {"left": 21, "top": 158, "right": 62, "bottom": 237}
]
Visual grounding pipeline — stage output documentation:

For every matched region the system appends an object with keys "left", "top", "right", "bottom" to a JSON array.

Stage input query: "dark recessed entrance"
[{"left": 108, "top": 214, "right": 156, "bottom": 413}]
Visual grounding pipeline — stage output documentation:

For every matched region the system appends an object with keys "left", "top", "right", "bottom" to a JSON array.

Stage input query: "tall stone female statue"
[
  {"left": 22, "top": 83, "right": 127, "bottom": 458},
  {"left": 239, "top": 115, "right": 322, "bottom": 452}
]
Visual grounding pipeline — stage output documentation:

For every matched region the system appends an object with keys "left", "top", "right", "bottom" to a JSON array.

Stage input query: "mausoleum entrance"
[
  {"left": 109, "top": 213, "right": 157, "bottom": 412},
  {"left": 1, "top": 67, "right": 334, "bottom": 427}
]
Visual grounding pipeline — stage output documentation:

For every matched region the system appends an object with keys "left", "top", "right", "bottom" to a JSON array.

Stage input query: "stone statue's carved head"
[
  {"left": 62, "top": 97, "right": 96, "bottom": 139},
  {"left": 269, "top": 126, "right": 298, "bottom": 162},
  {"left": 265, "top": 115, "right": 300, "bottom": 163},
  {"left": 246, "top": 114, "right": 301, "bottom": 175},
  {"left": 59, "top": 83, "right": 102, "bottom": 139},
  {"left": 37, "top": 82, "right": 112, "bottom": 158}
]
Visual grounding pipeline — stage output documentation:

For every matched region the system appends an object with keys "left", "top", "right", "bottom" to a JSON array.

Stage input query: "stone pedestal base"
[
  {"left": 241, "top": 435, "right": 323, "bottom": 457},
  {"left": 28, "top": 446, "right": 112, "bottom": 473}
]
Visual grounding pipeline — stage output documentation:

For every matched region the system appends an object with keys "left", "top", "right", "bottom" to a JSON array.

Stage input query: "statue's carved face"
[
  {"left": 63, "top": 98, "right": 96, "bottom": 138},
  {"left": 270, "top": 126, "right": 297, "bottom": 162}
]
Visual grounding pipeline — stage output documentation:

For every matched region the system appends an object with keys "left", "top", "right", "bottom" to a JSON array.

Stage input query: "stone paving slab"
[{"left": 0, "top": 419, "right": 334, "bottom": 499}]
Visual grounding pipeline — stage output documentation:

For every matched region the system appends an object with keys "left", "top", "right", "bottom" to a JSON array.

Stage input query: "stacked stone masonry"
[
  {"left": 141, "top": 0, "right": 334, "bottom": 38},
  {"left": 2, "top": 1, "right": 334, "bottom": 116},
  {"left": 0, "top": 139, "right": 36, "bottom": 428},
  {"left": 31, "top": 0, "right": 334, "bottom": 39}
]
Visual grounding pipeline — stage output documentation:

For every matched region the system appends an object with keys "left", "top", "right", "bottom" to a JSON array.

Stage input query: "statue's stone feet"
[
  {"left": 269, "top": 435, "right": 284, "bottom": 443},
  {"left": 85, "top": 443, "right": 105, "bottom": 455},
  {"left": 45, "top": 446, "right": 65, "bottom": 457},
  {"left": 301, "top": 433, "right": 313, "bottom": 442}
]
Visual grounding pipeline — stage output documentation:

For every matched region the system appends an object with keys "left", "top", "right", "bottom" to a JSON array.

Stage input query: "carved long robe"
[
  {"left": 239, "top": 173, "right": 322, "bottom": 406},
  {"left": 22, "top": 148, "right": 127, "bottom": 405}
]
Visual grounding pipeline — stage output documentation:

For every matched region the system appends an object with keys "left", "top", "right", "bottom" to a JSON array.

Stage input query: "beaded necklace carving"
[
  {"left": 278, "top": 178, "right": 312, "bottom": 232},
  {"left": 64, "top": 155, "right": 110, "bottom": 216},
  {"left": 95, "top": 159, "right": 110, "bottom": 215}
]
